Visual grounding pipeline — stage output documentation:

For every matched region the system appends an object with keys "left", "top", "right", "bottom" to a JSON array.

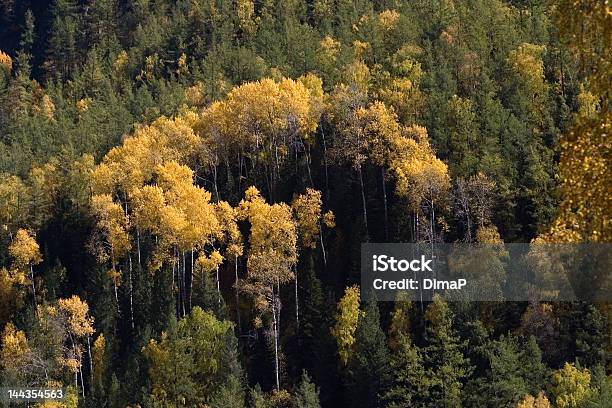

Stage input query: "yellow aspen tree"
[
  {"left": 91, "top": 115, "right": 200, "bottom": 196},
  {"left": 551, "top": 363, "right": 594, "bottom": 408},
  {"left": 0, "top": 322, "right": 31, "bottom": 383},
  {"left": 327, "top": 84, "right": 370, "bottom": 235},
  {"left": 0, "top": 50, "right": 12, "bottom": 73},
  {"left": 517, "top": 393, "right": 551, "bottom": 408},
  {"left": 58, "top": 296, "right": 95, "bottom": 400},
  {"left": 9, "top": 228, "right": 42, "bottom": 304},
  {"left": 238, "top": 186, "right": 297, "bottom": 391},
  {"left": 195, "top": 250, "right": 224, "bottom": 304},
  {"left": 0, "top": 267, "right": 26, "bottom": 326},
  {"left": 215, "top": 201, "right": 244, "bottom": 329},
  {"left": 90, "top": 194, "right": 130, "bottom": 306},
  {"left": 391, "top": 125, "right": 450, "bottom": 243},
  {"left": 331, "top": 285, "right": 362, "bottom": 365},
  {"left": 91, "top": 334, "right": 106, "bottom": 393},
  {"left": 197, "top": 78, "right": 322, "bottom": 200},
  {"left": 154, "top": 161, "right": 221, "bottom": 316},
  {"left": 356, "top": 101, "right": 404, "bottom": 239},
  {"left": 291, "top": 188, "right": 335, "bottom": 330}
]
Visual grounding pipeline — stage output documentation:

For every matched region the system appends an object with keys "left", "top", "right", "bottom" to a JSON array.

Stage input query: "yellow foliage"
[
  {"left": 76, "top": 97, "right": 93, "bottom": 113},
  {"left": 475, "top": 225, "right": 503, "bottom": 244},
  {"left": 237, "top": 0, "right": 256, "bottom": 34},
  {"left": 319, "top": 36, "right": 341, "bottom": 63},
  {"left": 517, "top": 392, "right": 551, "bottom": 408},
  {"left": 198, "top": 77, "right": 322, "bottom": 157},
  {"left": 352, "top": 40, "right": 370, "bottom": 60},
  {"left": 0, "top": 50, "right": 12, "bottom": 72},
  {"left": 542, "top": 111, "right": 611, "bottom": 242},
  {"left": 41, "top": 94, "right": 55, "bottom": 120},
  {"left": 196, "top": 250, "right": 224, "bottom": 274},
  {"left": 356, "top": 101, "right": 403, "bottom": 167},
  {"left": 92, "top": 334, "right": 106, "bottom": 387},
  {"left": 323, "top": 211, "right": 336, "bottom": 228},
  {"left": 0, "top": 268, "right": 26, "bottom": 324},
  {"left": 551, "top": 363, "right": 593, "bottom": 408},
  {"left": 238, "top": 187, "right": 297, "bottom": 306},
  {"left": 107, "top": 268, "right": 122, "bottom": 287},
  {"left": 130, "top": 185, "right": 166, "bottom": 234},
  {"left": 215, "top": 200, "right": 243, "bottom": 256},
  {"left": 343, "top": 61, "right": 370, "bottom": 93},
  {"left": 508, "top": 43, "right": 547, "bottom": 98},
  {"left": 9, "top": 228, "right": 42, "bottom": 270},
  {"left": 177, "top": 53, "right": 188, "bottom": 76},
  {"left": 291, "top": 188, "right": 325, "bottom": 249},
  {"left": 389, "top": 124, "right": 450, "bottom": 212},
  {"left": 377, "top": 77, "right": 423, "bottom": 124},
  {"left": 58, "top": 295, "right": 95, "bottom": 337},
  {"left": 331, "top": 285, "right": 362, "bottom": 365},
  {"left": 378, "top": 10, "right": 400, "bottom": 31},
  {"left": 92, "top": 115, "right": 200, "bottom": 194},
  {"left": 90, "top": 194, "right": 131, "bottom": 263},
  {"left": 0, "top": 322, "right": 30, "bottom": 373},
  {"left": 113, "top": 50, "right": 129, "bottom": 75},
  {"left": 185, "top": 82, "right": 206, "bottom": 107}
]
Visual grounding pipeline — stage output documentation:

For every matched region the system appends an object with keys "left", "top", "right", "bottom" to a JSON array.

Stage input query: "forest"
[{"left": 0, "top": 0, "right": 610, "bottom": 407}]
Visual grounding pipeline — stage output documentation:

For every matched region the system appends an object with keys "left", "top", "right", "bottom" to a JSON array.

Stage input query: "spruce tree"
[
  {"left": 423, "top": 295, "right": 472, "bottom": 408},
  {"left": 292, "top": 371, "right": 321, "bottom": 408},
  {"left": 346, "top": 298, "right": 391, "bottom": 408}
]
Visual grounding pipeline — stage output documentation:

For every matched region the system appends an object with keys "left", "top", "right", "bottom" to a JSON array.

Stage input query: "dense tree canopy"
[{"left": 0, "top": 0, "right": 609, "bottom": 407}]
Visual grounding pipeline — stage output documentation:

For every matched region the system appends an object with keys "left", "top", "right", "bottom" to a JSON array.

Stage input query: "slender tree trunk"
[
  {"left": 213, "top": 162, "right": 219, "bottom": 202},
  {"left": 294, "top": 264, "right": 299, "bottom": 334},
  {"left": 357, "top": 165, "right": 369, "bottom": 237},
  {"left": 136, "top": 230, "right": 141, "bottom": 265},
  {"left": 216, "top": 266, "right": 221, "bottom": 305},
  {"left": 172, "top": 251, "right": 178, "bottom": 317},
  {"left": 111, "top": 261, "right": 119, "bottom": 309},
  {"left": 190, "top": 249, "right": 194, "bottom": 310},
  {"left": 79, "top": 358, "right": 85, "bottom": 399},
  {"left": 237, "top": 153, "right": 242, "bottom": 193},
  {"left": 321, "top": 128, "right": 330, "bottom": 202},
  {"left": 271, "top": 288, "right": 280, "bottom": 391},
  {"left": 87, "top": 335, "right": 93, "bottom": 385},
  {"left": 182, "top": 252, "right": 186, "bottom": 316},
  {"left": 381, "top": 168, "right": 389, "bottom": 240},
  {"left": 305, "top": 146, "right": 314, "bottom": 187},
  {"left": 318, "top": 223, "right": 327, "bottom": 267},
  {"left": 234, "top": 255, "right": 241, "bottom": 333},
  {"left": 128, "top": 253, "right": 134, "bottom": 330},
  {"left": 30, "top": 264, "right": 36, "bottom": 304}
]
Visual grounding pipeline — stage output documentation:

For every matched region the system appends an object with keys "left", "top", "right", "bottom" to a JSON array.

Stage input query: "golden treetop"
[
  {"left": 9, "top": 228, "right": 42, "bottom": 270},
  {"left": 58, "top": 295, "right": 95, "bottom": 338}
]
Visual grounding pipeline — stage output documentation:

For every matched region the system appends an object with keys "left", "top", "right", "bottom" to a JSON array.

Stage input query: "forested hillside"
[{"left": 0, "top": 0, "right": 610, "bottom": 407}]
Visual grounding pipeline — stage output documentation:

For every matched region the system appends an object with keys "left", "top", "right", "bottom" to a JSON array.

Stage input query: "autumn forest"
[{"left": 0, "top": 0, "right": 610, "bottom": 407}]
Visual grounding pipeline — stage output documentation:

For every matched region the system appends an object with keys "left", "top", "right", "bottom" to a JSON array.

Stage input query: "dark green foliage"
[
  {"left": 346, "top": 299, "right": 391, "bottom": 408},
  {"left": 424, "top": 296, "right": 473, "bottom": 407},
  {"left": 466, "top": 335, "right": 548, "bottom": 407},
  {"left": 383, "top": 332, "right": 429, "bottom": 408},
  {"left": 292, "top": 371, "right": 321, "bottom": 408}
]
